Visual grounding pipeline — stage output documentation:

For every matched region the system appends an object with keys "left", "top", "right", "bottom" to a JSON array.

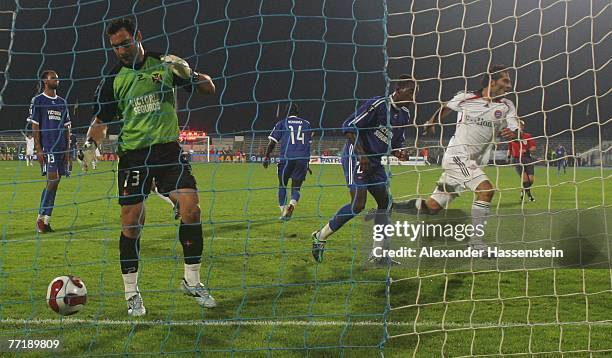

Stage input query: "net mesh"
[
  {"left": 0, "top": 0, "right": 610, "bottom": 356},
  {"left": 385, "top": 1, "right": 611, "bottom": 356}
]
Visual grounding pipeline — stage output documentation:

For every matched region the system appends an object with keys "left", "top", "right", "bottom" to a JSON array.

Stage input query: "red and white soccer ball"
[{"left": 46, "top": 275, "right": 87, "bottom": 316}]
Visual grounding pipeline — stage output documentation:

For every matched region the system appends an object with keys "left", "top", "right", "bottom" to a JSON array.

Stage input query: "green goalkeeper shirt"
[{"left": 92, "top": 52, "right": 193, "bottom": 154}]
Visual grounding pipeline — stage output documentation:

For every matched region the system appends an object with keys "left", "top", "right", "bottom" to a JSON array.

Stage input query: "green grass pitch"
[{"left": 0, "top": 160, "right": 610, "bottom": 357}]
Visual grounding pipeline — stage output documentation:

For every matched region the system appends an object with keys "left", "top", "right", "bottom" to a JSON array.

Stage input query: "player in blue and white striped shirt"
[
  {"left": 28, "top": 70, "right": 72, "bottom": 233},
  {"left": 263, "top": 104, "right": 313, "bottom": 220}
]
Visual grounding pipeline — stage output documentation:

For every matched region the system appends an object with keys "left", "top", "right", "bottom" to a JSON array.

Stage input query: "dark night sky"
[{"left": 0, "top": 0, "right": 609, "bottom": 139}]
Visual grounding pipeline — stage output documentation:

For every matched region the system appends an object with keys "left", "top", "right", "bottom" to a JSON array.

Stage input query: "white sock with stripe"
[
  {"left": 122, "top": 272, "right": 139, "bottom": 300},
  {"left": 184, "top": 263, "right": 201, "bottom": 287},
  {"left": 470, "top": 200, "right": 490, "bottom": 247},
  {"left": 317, "top": 223, "right": 334, "bottom": 241}
]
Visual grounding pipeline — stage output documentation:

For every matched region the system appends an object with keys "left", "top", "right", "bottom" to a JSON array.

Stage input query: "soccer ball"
[{"left": 46, "top": 275, "right": 87, "bottom": 315}]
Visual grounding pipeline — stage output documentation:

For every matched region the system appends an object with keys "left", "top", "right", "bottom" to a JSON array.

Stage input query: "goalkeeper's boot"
[
  {"left": 528, "top": 194, "right": 535, "bottom": 202},
  {"left": 367, "top": 254, "right": 401, "bottom": 267},
  {"left": 180, "top": 279, "right": 217, "bottom": 308},
  {"left": 311, "top": 231, "right": 326, "bottom": 263},
  {"left": 44, "top": 223, "right": 55, "bottom": 233},
  {"left": 280, "top": 204, "right": 294, "bottom": 221},
  {"left": 127, "top": 293, "right": 146, "bottom": 317}
]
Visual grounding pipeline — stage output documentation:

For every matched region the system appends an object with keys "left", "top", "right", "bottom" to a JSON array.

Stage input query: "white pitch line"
[
  {"left": 1, "top": 237, "right": 274, "bottom": 244},
  {"left": 2, "top": 318, "right": 609, "bottom": 328},
  {"left": 0, "top": 318, "right": 404, "bottom": 327}
]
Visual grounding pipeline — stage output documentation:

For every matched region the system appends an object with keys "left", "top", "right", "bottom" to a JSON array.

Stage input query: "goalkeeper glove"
[{"left": 161, "top": 54, "right": 198, "bottom": 82}]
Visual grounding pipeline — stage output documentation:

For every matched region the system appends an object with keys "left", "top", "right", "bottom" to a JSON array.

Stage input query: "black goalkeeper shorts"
[
  {"left": 513, "top": 156, "right": 535, "bottom": 177},
  {"left": 117, "top": 142, "right": 197, "bottom": 205}
]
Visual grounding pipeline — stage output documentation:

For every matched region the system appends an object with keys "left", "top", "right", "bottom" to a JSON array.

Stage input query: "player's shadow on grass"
[
  {"left": 75, "top": 323, "right": 229, "bottom": 354},
  {"left": 195, "top": 258, "right": 378, "bottom": 320},
  {"left": 174, "top": 281, "right": 313, "bottom": 322}
]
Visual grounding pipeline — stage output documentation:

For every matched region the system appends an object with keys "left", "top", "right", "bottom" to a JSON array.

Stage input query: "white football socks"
[
  {"left": 414, "top": 198, "right": 425, "bottom": 210},
  {"left": 317, "top": 223, "right": 334, "bottom": 241},
  {"left": 184, "top": 263, "right": 201, "bottom": 287},
  {"left": 469, "top": 200, "right": 491, "bottom": 248},
  {"left": 122, "top": 272, "right": 139, "bottom": 300}
]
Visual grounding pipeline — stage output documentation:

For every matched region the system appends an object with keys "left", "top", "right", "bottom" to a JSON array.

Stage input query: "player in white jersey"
[
  {"left": 91, "top": 147, "right": 101, "bottom": 169},
  {"left": 396, "top": 65, "right": 519, "bottom": 252},
  {"left": 23, "top": 131, "right": 35, "bottom": 166}
]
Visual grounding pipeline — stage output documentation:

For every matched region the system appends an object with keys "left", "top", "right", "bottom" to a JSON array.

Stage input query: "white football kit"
[
  {"left": 26, "top": 137, "right": 35, "bottom": 156},
  {"left": 431, "top": 91, "right": 519, "bottom": 206}
]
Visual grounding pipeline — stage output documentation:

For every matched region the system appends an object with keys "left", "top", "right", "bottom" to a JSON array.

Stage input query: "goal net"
[
  {"left": 383, "top": 1, "right": 611, "bottom": 356},
  {"left": 0, "top": 0, "right": 609, "bottom": 356}
]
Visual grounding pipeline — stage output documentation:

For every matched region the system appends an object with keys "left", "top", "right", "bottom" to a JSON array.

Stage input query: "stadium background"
[{"left": 0, "top": 0, "right": 609, "bottom": 139}]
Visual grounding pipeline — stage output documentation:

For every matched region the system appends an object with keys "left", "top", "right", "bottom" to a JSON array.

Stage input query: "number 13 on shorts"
[{"left": 123, "top": 170, "right": 140, "bottom": 187}]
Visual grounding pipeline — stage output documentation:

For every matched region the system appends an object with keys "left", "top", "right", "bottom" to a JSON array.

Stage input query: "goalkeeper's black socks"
[
  {"left": 119, "top": 233, "right": 140, "bottom": 300},
  {"left": 179, "top": 221, "right": 204, "bottom": 286},
  {"left": 179, "top": 221, "right": 203, "bottom": 264},
  {"left": 119, "top": 233, "right": 140, "bottom": 274}
]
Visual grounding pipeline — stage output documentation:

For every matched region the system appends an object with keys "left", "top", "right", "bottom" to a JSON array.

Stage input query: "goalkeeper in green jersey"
[{"left": 83, "top": 17, "right": 216, "bottom": 316}]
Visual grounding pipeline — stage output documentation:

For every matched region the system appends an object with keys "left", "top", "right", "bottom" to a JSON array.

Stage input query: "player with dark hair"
[
  {"left": 263, "top": 103, "right": 313, "bottom": 220},
  {"left": 507, "top": 120, "right": 536, "bottom": 202},
  {"left": 311, "top": 75, "right": 416, "bottom": 263},
  {"left": 28, "top": 69, "right": 72, "bottom": 233},
  {"left": 82, "top": 17, "right": 217, "bottom": 316},
  {"left": 396, "top": 65, "right": 519, "bottom": 253}
]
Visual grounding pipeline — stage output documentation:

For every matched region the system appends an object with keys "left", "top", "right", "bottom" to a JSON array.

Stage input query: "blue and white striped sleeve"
[
  {"left": 27, "top": 96, "right": 40, "bottom": 125},
  {"left": 342, "top": 97, "right": 383, "bottom": 133},
  {"left": 268, "top": 120, "right": 283, "bottom": 143},
  {"left": 63, "top": 99, "right": 71, "bottom": 127}
]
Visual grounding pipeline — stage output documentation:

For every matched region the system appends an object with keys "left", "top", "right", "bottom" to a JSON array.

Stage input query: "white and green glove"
[{"left": 161, "top": 54, "right": 197, "bottom": 81}]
